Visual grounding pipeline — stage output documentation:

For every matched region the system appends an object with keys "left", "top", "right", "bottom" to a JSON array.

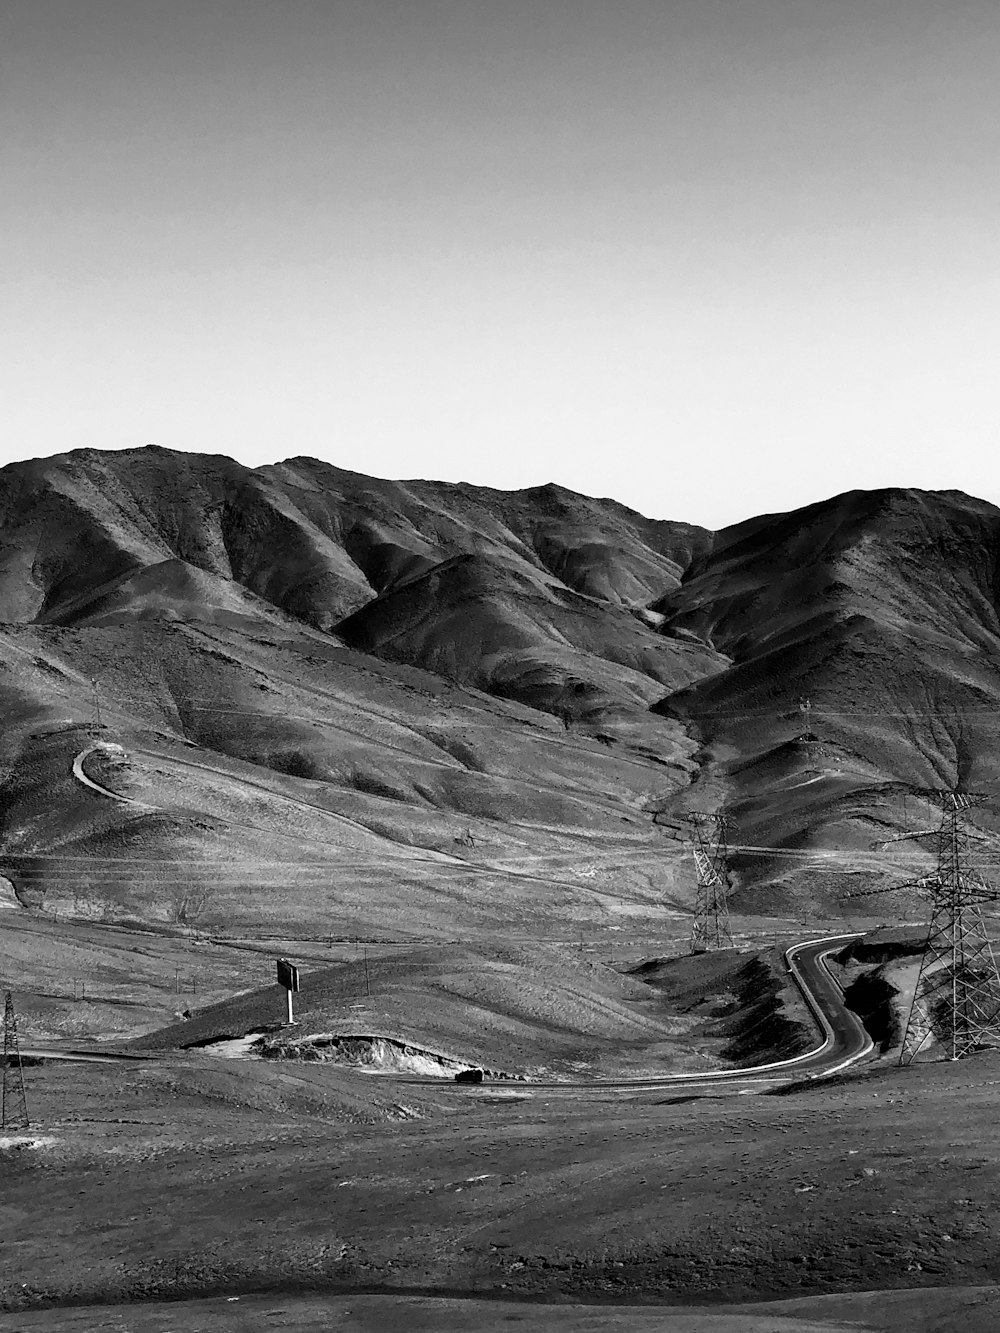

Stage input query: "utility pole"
[
  {"left": 688, "top": 812, "right": 735, "bottom": 952},
  {"left": 2, "top": 992, "right": 29, "bottom": 1132},
  {"left": 853, "top": 790, "right": 1000, "bottom": 1064}
]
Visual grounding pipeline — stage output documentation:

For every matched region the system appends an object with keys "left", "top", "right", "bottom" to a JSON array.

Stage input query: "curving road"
[
  {"left": 560, "top": 933, "right": 874, "bottom": 1090},
  {"left": 20, "top": 1044, "right": 158, "bottom": 1064},
  {"left": 22, "top": 912, "right": 873, "bottom": 1088},
  {"left": 72, "top": 745, "right": 149, "bottom": 805},
  {"left": 778, "top": 934, "right": 875, "bottom": 1079},
  {"left": 394, "top": 933, "right": 875, "bottom": 1093},
  {"left": 63, "top": 722, "right": 873, "bottom": 1087}
]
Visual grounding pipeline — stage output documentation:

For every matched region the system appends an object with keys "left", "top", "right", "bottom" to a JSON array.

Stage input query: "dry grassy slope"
[
  {"left": 0, "top": 446, "right": 724, "bottom": 712},
  {"left": 0, "top": 615, "right": 698, "bottom": 934},
  {"left": 0, "top": 912, "right": 268, "bottom": 1043},
  {"left": 652, "top": 488, "right": 1000, "bottom": 911},
  {"left": 6, "top": 450, "right": 1000, "bottom": 929},
  {"left": 0, "top": 445, "right": 725, "bottom": 936},
  {"left": 630, "top": 947, "right": 814, "bottom": 1066},
  {"left": 136, "top": 939, "right": 722, "bottom": 1078},
  {"left": 336, "top": 549, "right": 719, "bottom": 719}
]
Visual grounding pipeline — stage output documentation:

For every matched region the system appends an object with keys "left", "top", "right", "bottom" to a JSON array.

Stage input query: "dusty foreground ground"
[
  {"left": 3, "top": 1284, "right": 1000, "bottom": 1332},
  {"left": 4, "top": 1050, "right": 1000, "bottom": 1327}
]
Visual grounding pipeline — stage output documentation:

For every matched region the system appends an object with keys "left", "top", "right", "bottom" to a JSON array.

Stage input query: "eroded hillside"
[
  {"left": 0, "top": 447, "right": 720, "bottom": 933},
  {"left": 653, "top": 488, "right": 1000, "bottom": 910},
  {"left": 1, "top": 447, "right": 998, "bottom": 930}
]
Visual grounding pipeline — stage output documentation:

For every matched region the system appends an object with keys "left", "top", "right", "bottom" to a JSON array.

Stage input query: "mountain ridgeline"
[{"left": 1, "top": 446, "right": 998, "bottom": 930}]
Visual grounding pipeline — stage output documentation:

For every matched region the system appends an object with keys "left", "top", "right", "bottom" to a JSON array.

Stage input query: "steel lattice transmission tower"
[
  {"left": 688, "top": 812, "right": 735, "bottom": 952},
  {"left": 88, "top": 678, "right": 104, "bottom": 740},
  {"left": 2, "top": 991, "right": 29, "bottom": 1132},
  {"left": 857, "top": 790, "right": 1000, "bottom": 1065}
]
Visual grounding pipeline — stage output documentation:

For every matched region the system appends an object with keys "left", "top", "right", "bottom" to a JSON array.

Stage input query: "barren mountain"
[
  {"left": 7, "top": 446, "right": 1000, "bottom": 1326},
  {"left": 653, "top": 488, "right": 1000, "bottom": 910},
  {"left": 1, "top": 445, "right": 997, "bottom": 935}
]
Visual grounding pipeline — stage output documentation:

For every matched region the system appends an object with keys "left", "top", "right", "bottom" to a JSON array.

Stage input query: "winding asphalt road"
[
  {"left": 416, "top": 932, "right": 875, "bottom": 1093},
  {"left": 778, "top": 934, "right": 875, "bottom": 1079},
  {"left": 41, "top": 763, "right": 878, "bottom": 1091},
  {"left": 20, "top": 936, "right": 874, "bottom": 1084}
]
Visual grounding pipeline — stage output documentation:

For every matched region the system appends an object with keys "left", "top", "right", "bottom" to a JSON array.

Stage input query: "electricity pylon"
[
  {"left": 688, "top": 812, "right": 735, "bottom": 952},
  {"left": 88, "top": 678, "right": 104, "bottom": 739},
  {"left": 797, "top": 695, "right": 825, "bottom": 757},
  {"left": 2, "top": 992, "right": 29, "bottom": 1132},
  {"left": 798, "top": 696, "right": 813, "bottom": 736},
  {"left": 853, "top": 790, "right": 1000, "bottom": 1064}
]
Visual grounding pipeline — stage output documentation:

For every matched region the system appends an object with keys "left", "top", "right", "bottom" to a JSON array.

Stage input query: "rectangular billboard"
[{"left": 276, "top": 958, "right": 300, "bottom": 992}]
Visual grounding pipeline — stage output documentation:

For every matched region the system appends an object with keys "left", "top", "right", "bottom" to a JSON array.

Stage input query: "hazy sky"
[{"left": 4, "top": 1, "right": 999, "bottom": 528}]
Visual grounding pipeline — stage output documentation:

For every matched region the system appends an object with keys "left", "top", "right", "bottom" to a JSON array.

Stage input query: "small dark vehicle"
[{"left": 454, "top": 1067, "right": 484, "bottom": 1084}]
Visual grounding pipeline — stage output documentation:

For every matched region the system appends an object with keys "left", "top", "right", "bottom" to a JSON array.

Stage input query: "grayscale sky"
[{"left": 3, "top": 0, "right": 999, "bottom": 527}]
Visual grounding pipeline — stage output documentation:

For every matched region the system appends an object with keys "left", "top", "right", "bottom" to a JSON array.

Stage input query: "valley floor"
[
  {"left": 6, "top": 1285, "right": 1000, "bottom": 1332},
  {"left": 4, "top": 1040, "right": 1000, "bottom": 1324}
]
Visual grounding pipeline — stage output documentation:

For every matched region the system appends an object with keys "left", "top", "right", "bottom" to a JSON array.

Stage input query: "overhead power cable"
[
  {"left": 26, "top": 680, "right": 1000, "bottom": 724},
  {"left": 0, "top": 849, "right": 985, "bottom": 868}
]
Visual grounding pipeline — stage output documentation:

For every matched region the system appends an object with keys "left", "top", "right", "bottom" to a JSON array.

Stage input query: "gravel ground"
[{"left": 4, "top": 1049, "right": 1000, "bottom": 1318}]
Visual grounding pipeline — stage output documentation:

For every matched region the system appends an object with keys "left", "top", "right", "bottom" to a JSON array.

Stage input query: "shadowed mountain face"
[
  {"left": 1, "top": 447, "right": 719, "bottom": 700},
  {"left": 652, "top": 488, "right": 1000, "bottom": 909},
  {"left": 0, "top": 445, "right": 997, "bottom": 928},
  {"left": 0, "top": 447, "right": 715, "bottom": 934}
]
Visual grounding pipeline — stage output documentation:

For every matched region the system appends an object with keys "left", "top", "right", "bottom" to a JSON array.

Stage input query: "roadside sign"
[{"left": 276, "top": 959, "right": 299, "bottom": 992}]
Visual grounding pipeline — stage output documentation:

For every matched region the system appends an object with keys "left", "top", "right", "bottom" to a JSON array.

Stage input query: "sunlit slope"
[
  {"left": 0, "top": 446, "right": 723, "bottom": 712},
  {"left": 7, "top": 449, "right": 1000, "bottom": 928},
  {"left": 137, "top": 941, "right": 708, "bottom": 1079},
  {"left": 336, "top": 550, "right": 721, "bottom": 720},
  {"left": 0, "top": 615, "right": 697, "bottom": 933},
  {"left": 652, "top": 488, "right": 1000, "bottom": 909},
  {"left": 261, "top": 461, "right": 711, "bottom": 605},
  {"left": 0, "top": 446, "right": 713, "bottom": 631},
  {"left": 0, "top": 444, "right": 726, "bottom": 932}
]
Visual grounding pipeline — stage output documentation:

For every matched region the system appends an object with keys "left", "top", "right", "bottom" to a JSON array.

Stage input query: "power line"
[
  {"left": 0, "top": 853, "right": 977, "bottom": 871},
  {"left": 0, "top": 838, "right": 991, "bottom": 863},
  {"left": 660, "top": 702, "right": 1000, "bottom": 720},
  {"left": 35, "top": 684, "right": 1000, "bottom": 724}
]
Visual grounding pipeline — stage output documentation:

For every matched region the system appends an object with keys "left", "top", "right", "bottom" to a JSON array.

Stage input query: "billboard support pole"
[{"left": 276, "top": 958, "right": 300, "bottom": 1026}]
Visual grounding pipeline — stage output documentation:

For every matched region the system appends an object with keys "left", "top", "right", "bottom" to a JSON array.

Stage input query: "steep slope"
[
  {"left": 0, "top": 616, "right": 702, "bottom": 934},
  {"left": 336, "top": 549, "right": 720, "bottom": 722},
  {"left": 263, "top": 459, "right": 725, "bottom": 718},
  {"left": 0, "top": 446, "right": 722, "bottom": 933},
  {"left": 5, "top": 448, "right": 1000, "bottom": 931},
  {"left": 651, "top": 488, "right": 1000, "bottom": 911},
  {"left": 0, "top": 447, "right": 724, "bottom": 713},
  {"left": 260, "top": 460, "right": 711, "bottom": 605},
  {"left": 0, "top": 447, "right": 374, "bottom": 627}
]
